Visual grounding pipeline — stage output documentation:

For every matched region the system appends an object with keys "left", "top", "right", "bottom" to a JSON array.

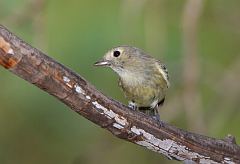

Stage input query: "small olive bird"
[{"left": 94, "top": 46, "right": 169, "bottom": 121}]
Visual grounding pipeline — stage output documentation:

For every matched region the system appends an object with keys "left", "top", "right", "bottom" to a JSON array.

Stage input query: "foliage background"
[{"left": 0, "top": 0, "right": 240, "bottom": 163}]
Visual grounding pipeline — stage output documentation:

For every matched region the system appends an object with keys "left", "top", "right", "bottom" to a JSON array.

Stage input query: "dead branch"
[{"left": 0, "top": 25, "right": 239, "bottom": 163}]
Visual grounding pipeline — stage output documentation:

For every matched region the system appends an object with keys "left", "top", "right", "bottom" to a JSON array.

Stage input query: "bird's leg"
[
  {"left": 152, "top": 106, "right": 161, "bottom": 122},
  {"left": 138, "top": 106, "right": 163, "bottom": 126},
  {"left": 152, "top": 98, "right": 165, "bottom": 126},
  {"left": 153, "top": 98, "right": 165, "bottom": 122},
  {"left": 128, "top": 101, "right": 137, "bottom": 110},
  {"left": 152, "top": 106, "right": 164, "bottom": 126}
]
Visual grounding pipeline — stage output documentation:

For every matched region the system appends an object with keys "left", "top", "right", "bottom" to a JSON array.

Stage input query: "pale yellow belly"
[{"left": 120, "top": 83, "right": 164, "bottom": 107}]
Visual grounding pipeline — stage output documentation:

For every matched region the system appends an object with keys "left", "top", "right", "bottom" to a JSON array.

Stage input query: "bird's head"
[{"left": 94, "top": 46, "right": 147, "bottom": 75}]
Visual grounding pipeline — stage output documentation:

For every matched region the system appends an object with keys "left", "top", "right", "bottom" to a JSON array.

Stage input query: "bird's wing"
[{"left": 155, "top": 60, "right": 170, "bottom": 88}]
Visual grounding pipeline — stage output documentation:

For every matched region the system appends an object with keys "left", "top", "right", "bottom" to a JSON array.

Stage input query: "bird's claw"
[
  {"left": 152, "top": 115, "right": 163, "bottom": 127},
  {"left": 128, "top": 101, "right": 137, "bottom": 110}
]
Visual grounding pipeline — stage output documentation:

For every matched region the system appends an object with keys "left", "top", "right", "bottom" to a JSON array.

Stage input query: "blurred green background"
[{"left": 1, "top": 0, "right": 240, "bottom": 163}]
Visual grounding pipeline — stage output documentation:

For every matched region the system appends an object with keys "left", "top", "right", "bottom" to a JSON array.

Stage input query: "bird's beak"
[{"left": 94, "top": 59, "right": 111, "bottom": 66}]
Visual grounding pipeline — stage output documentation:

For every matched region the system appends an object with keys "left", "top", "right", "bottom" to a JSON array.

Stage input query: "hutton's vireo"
[{"left": 94, "top": 46, "right": 169, "bottom": 122}]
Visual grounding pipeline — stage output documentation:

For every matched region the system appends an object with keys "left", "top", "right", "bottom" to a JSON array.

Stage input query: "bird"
[{"left": 94, "top": 45, "right": 169, "bottom": 122}]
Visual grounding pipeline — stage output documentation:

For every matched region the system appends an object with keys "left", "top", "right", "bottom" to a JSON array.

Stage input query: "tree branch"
[{"left": 0, "top": 25, "right": 239, "bottom": 163}]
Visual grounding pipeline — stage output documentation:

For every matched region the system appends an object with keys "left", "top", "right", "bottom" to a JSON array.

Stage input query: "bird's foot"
[
  {"left": 152, "top": 114, "right": 164, "bottom": 127},
  {"left": 152, "top": 106, "right": 164, "bottom": 127},
  {"left": 128, "top": 101, "right": 137, "bottom": 110}
]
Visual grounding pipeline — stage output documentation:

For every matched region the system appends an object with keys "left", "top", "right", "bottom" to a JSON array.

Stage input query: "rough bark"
[{"left": 0, "top": 25, "right": 239, "bottom": 163}]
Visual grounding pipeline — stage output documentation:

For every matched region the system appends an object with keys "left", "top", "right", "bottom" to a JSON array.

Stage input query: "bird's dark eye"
[{"left": 113, "top": 50, "right": 121, "bottom": 57}]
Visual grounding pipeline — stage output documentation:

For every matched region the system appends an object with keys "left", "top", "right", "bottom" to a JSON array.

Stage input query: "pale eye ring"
[{"left": 113, "top": 50, "right": 121, "bottom": 57}]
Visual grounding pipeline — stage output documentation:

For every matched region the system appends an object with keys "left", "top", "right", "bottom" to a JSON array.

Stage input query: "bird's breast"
[
  {"left": 119, "top": 76, "right": 166, "bottom": 107},
  {"left": 118, "top": 70, "right": 146, "bottom": 86}
]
